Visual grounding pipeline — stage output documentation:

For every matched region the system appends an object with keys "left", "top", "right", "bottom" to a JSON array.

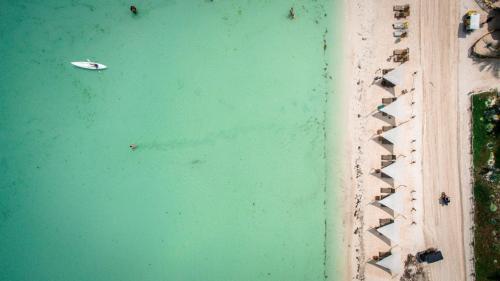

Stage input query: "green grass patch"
[{"left": 472, "top": 90, "right": 500, "bottom": 281}]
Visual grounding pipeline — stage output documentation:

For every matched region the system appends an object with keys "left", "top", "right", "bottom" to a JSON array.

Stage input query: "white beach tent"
[
  {"left": 378, "top": 189, "right": 405, "bottom": 215},
  {"left": 377, "top": 218, "right": 402, "bottom": 245},
  {"left": 379, "top": 98, "right": 412, "bottom": 121},
  {"left": 383, "top": 64, "right": 406, "bottom": 87},
  {"left": 380, "top": 125, "right": 405, "bottom": 144},
  {"left": 376, "top": 249, "right": 402, "bottom": 275},
  {"left": 381, "top": 159, "right": 407, "bottom": 181}
]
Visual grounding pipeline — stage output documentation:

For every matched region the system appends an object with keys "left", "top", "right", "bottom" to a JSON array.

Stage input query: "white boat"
[{"left": 71, "top": 60, "right": 107, "bottom": 70}]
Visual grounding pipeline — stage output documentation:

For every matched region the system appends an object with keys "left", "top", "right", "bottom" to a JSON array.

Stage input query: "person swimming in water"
[
  {"left": 130, "top": 5, "right": 138, "bottom": 14},
  {"left": 129, "top": 144, "right": 137, "bottom": 151}
]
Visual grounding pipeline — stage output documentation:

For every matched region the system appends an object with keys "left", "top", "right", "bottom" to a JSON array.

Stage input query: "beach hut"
[
  {"left": 375, "top": 250, "right": 402, "bottom": 275},
  {"left": 382, "top": 64, "right": 406, "bottom": 87},
  {"left": 378, "top": 188, "right": 405, "bottom": 215},
  {"left": 381, "top": 159, "right": 407, "bottom": 183},
  {"left": 379, "top": 97, "right": 412, "bottom": 121},
  {"left": 376, "top": 218, "right": 402, "bottom": 244},
  {"left": 380, "top": 125, "right": 404, "bottom": 144}
]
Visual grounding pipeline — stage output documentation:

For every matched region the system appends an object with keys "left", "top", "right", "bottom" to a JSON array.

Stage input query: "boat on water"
[{"left": 71, "top": 60, "right": 107, "bottom": 70}]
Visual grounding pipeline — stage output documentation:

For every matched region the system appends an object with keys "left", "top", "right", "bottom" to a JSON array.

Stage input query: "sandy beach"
[{"left": 341, "top": 0, "right": 500, "bottom": 280}]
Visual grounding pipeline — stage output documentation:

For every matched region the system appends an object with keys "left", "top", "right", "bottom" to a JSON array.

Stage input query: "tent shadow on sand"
[
  {"left": 372, "top": 111, "right": 397, "bottom": 126},
  {"left": 370, "top": 169, "right": 395, "bottom": 185},
  {"left": 370, "top": 135, "right": 394, "bottom": 154},
  {"left": 370, "top": 201, "right": 395, "bottom": 217},
  {"left": 368, "top": 227, "right": 392, "bottom": 246},
  {"left": 374, "top": 80, "right": 397, "bottom": 96},
  {"left": 367, "top": 259, "right": 392, "bottom": 274}
]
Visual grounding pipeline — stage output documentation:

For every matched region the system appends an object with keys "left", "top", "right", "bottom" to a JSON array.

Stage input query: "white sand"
[{"left": 339, "top": 0, "right": 499, "bottom": 280}]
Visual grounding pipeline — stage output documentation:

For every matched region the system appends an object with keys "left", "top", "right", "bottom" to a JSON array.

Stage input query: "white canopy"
[
  {"left": 378, "top": 189, "right": 405, "bottom": 214},
  {"left": 383, "top": 64, "right": 406, "bottom": 86},
  {"left": 469, "top": 14, "right": 480, "bottom": 30},
  {"left": 377, "top": 219, "right": 402, "bottom": 244},
  {"left": 376, "top": 250, "right": 402, "bottom": 275},
  {"left": 380, "top": 125, "right": 404, "bottom": 144},
  {"left": 381, "top": 158, "right": 407, "bottom": 180},
  {"left": 380, "top": 98, "right": 411, "bottom": 120}
]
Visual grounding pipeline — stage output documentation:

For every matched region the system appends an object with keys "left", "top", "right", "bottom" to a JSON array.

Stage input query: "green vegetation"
[{"left": 472, "top": 90, "right": 500, "bottom": 281}]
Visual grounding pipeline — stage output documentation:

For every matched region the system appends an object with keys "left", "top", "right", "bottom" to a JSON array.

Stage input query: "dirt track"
[{"left": 419, "top": 0, "right": 467, "bottom": 280}]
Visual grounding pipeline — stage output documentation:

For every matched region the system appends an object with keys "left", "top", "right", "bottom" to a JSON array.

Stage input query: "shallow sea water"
[{"left": 0, "top": 1, "right": 340, "bottom": 280}]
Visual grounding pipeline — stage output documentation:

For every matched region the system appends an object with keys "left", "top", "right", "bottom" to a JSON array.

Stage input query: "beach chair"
[
  {"left": 375, "top": 194, "right": 389, "bottom": 201},
  {"left": 382, "top": 97, "right": 397, "bottom": 104},
  {"left": 393, "top": 30, "right": 408, "bottom": 38},
  {"left": 393, "top": 48, "right": 409, "bottom": 56},
  {"left": 381, "top": 160, "right": 394, "bottom": 168},
  {"left": 382, "top": 125, "right": 395, "bottom": 131},
  {"left": 381, "top": 154, "right": 396, "bottom": 160},
  {"left": 393, "top": 4, "right": 409, "bottom": 12},
  {"left": 393, "top": 21, "right": 409, "bottom": 29},
  {"left": 394, "top": 54, "right": 409, "bottom": 62},
  {"left": 379, "top": 218, "right": 394, "bottom": 226},
  {"left": 380, "top": 187, "right": 396, "bottom": 193},
  {"left": 394, "top": 10, "right": 410, "bottom": 19},
  {"left": 377, "top": 126, "right": 394, "bottom": 135}
]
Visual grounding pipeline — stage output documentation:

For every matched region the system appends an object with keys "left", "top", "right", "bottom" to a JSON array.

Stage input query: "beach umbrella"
[
  {"left": 376, "top": 249, "right": 402, "bottom": 275},
  {"left": 378, "top": 189, "right": 405, "bottom": 215},
  {"left": 376, "top": 218, "right": 402, "bottom": 244}
]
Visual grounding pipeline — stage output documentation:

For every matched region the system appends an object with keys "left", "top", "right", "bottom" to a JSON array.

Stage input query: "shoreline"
[{"left": 325, "top": 0, "right": 350, "bottom": 278}]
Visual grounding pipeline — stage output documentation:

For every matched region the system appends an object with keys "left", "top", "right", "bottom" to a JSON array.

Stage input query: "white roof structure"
[
  {"left": 378, "top": 189, "right": 405, "bottom": 215},
  {"left": 383, "top": 64, "right": 406, "bottom": 86},
  {"left": 377, "top": 219, "right": 402, "bottom": 244},
  {"left": 469, "top": 14, "right": 480, "bottom": 30},
  {"left": 381, "top": 159, "right": 407, "bottom": 180},
  {"left": 376, "top": 250, "right": 402, "bottom": 275},
  {"left": 379, "top": 98, "right": 412, "bottom": 121},
  {"left": 380, "top": 125, "right": 404, "bottom": 144}
]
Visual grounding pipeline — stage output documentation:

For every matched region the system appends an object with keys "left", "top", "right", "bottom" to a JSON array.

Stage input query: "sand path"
[{"left": 419, "top": 0, "right": 468, "bottom": 280}]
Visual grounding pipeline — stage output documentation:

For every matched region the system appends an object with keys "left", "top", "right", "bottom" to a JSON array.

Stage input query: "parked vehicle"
[
  {"left": 464, "top": 10, "right": 480, "bottom": 32},
  {"left": 416, "top": 248, "right": 444, "bottom": 263}
]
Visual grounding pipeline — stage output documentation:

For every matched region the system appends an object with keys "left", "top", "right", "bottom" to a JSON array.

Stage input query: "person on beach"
[
  {"left": 440, "top": 192, "right": 450, "bottom": 205},
  {"left": 130, "top": 5, "right": 138, "bottom": 14},
  {"left": 130, "top": 144, "right": 137, "bottom": 151}
]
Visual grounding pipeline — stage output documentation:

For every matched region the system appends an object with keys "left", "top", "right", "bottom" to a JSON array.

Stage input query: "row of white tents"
[{"left": 371, "top": 63, "right": 412, "bottom": 276}]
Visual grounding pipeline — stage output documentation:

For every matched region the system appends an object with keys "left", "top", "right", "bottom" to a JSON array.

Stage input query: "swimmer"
[
  {"left": 130, "top": 5, "right": 138, "bottom": 14},
  {"left": 129, "top": 144, "right": 137, "bottom": 151}
]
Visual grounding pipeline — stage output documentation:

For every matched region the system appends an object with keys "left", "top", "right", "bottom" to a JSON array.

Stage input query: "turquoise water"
[{"left": 0, "top": 1, "right": 341, "bottom": 280}]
